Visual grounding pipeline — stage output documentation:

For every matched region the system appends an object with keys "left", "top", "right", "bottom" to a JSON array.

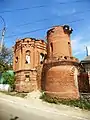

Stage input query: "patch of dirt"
[{"left": 25, "top": 90, "right": 42, "bottom": 100}]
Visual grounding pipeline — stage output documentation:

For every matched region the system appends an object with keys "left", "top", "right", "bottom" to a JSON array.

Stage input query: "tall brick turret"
[
  {"left": 42, "top": 25, "right": 80, "bottom": 100},
  {"left": 47, "top": 25, "right": 72, "bottom": 59}
]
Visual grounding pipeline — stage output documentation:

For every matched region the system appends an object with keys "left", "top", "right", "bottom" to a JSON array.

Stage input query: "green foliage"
[
  {"left": 40, "top": 92, "right": 90, "bottom": 110},
  {"left": 0, "top": 44, "right": 13, "bottom": 73},
  {"left": 2, "top": 72, "right": 15, "bottom": 88}
]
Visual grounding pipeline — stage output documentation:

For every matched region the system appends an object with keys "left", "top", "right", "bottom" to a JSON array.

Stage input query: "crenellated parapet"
[{"left": 13, "top": 38, "right": 46, "bottom": 52}]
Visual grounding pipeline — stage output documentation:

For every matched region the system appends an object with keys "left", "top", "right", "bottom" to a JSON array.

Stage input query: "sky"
[{"left": 0, "top": 0, "right": 90, "bottom": 60}]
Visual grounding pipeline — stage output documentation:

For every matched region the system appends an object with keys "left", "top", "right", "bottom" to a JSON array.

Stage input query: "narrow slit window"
[
  {"left": 50, "top": 42, "right": 53, "bottom": 57},
  {"left": 68, "top": 42, "right": 71, "bottom": 56},
  {"left": 50, "top": 42, "right": 53, "bottom": 52}
]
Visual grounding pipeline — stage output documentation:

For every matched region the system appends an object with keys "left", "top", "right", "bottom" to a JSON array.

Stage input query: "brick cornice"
[
  {"left": 43, "top": 60, "right": 79, "bottom": 68},
  {"left": 15, "top": 68, "right": 36, "bottom": 73}
]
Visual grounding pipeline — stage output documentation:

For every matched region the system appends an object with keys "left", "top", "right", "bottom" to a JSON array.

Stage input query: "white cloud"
[
  {"left": 71, "top": 36, "right": 90, "bottom": 57},
  {"left": 71, "top": 36, "right": 83, "bottom": 51},
  {"left": 52, "top": 8, "right": 76, "bottom": 16}
]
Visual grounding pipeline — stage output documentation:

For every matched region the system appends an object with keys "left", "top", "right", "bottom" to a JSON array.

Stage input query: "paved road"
[
  {"left": 0, "top": 93, "right": 90, "bottom": 120},
  {"left": 0, "top": 100, "right": 52, "bottom": 120},
  {"left": 0, "top": 97, "right": 54, "bottom": 120}
]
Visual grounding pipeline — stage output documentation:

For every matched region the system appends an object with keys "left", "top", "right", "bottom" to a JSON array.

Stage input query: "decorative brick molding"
[{"left": 13, "top": 38, "right": 46, "bottom": 92}]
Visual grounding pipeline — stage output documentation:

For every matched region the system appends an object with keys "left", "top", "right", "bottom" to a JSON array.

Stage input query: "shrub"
[{"left": 2, "top": 72, "right": 15, "bottom": 89}]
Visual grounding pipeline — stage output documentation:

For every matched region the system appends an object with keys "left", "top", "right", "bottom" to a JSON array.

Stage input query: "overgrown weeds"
[{"left": 40, "top": 92, "right": 90, "bottom": 110}]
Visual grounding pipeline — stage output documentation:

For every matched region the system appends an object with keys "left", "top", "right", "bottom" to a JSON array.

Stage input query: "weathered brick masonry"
[
  {"left": 42, "top": 25, "right": 80, "bottom": 99},
  {"left": 13, "top": 38, "right": 46, "bottom": 92},
  {"left": 13, "top": 25, "right": 86, "bottom": 100}
]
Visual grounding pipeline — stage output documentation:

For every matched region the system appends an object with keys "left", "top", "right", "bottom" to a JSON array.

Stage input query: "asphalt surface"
[
  {"left": 0, "top": 93, "right": 90, "bottom": 120},
  {"left": 0, "top": 99, "right": 53, "bottom": 120}
]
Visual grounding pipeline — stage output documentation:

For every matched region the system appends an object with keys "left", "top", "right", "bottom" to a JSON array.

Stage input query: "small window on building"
[
  {"left": 68, "top": 42, "right": 71, "bottom": 56},
  {"left": 50, "top": 42, "right": 53, "bottom": 52},
  {"left": 40, "top": 53, "right": 44, "bottom": 64},
  {"left": 25, "top": 50, "right": 30, "bottom": 64},
  {"left": 25, "top": 74, "right": 30, "bottom": 82},
  {"left": 50, "top": 42, "right": 53, "bottom": 57},
  {"left": 64, "top": 56, "right": 67, "bottom": 59},
  {"left": 15, "top": 57, "right": 18, "bottom": 63}
]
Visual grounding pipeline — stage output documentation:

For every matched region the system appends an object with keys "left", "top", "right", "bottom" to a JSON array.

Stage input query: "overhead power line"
[
  {"left": 0, "top": 0, "right": 86, "bottom": 14},
  {"left": 5, "top": 8, "right": 90, "bottom": 32},
  {"left": 4, "top": 7, "right": 90, "bottom": 37},
  {"left": 58, "top": 0, "right": 83, "bottom": 4},
  {"left": 0, "top": 5, "right": 47, "bottom": 14},
  {"left": 5, "top": 18, "right": 84, "bottom": 39}
]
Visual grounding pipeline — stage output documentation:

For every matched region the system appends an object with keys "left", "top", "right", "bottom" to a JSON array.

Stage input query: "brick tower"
[
  {"left": 13, "top": 38, "right": 46, "bottom": 92},
  {"left": 43, "top": 25, "right": 80, "bottom": 100}
]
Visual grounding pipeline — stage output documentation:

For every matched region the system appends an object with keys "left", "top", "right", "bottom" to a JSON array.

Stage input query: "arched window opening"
[
  {"left": 64, "top": 56, "right": 67, "bottom": 59},
  {"left": 15, "top": 57, "right": 18, "bottom": 63},
  {"left": 25, "top": 73, "right": 30, "bottom": 81},
  {"left": 25, "top": 50, "right": 30, "bottom": 64},
  {"left": 40, "top": 53, "right": 44, "bottom": 64}
]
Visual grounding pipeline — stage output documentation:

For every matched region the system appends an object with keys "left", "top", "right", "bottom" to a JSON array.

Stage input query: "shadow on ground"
[{"left": 10, "top": 116, "right": 19, "bottom": 120}]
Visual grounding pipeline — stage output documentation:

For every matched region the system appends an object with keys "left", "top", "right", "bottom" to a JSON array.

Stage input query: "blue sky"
[{"left": 0, "top": 0, "right": 90, "bottom": 60}]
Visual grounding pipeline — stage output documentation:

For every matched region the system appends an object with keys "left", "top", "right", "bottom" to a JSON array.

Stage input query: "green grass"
[{"left": 40, "top": 93, "right": 90, "bottom": 110}]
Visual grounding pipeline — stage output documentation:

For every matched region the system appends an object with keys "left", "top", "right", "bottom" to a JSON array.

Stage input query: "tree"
[
  {"left": 2, "top": 71, "right": 15, "bottom": 89},
  {"left": 0, "top": 44, "right": 13, "bottom": 72}
]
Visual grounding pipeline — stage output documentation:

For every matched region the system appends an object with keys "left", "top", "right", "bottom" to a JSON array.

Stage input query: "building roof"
[
  {"left": 84, "top": 55, "right": 90, "bottom": 61},
  {"left": 81, "top": 55, "right": 90, "bottom": 63}
]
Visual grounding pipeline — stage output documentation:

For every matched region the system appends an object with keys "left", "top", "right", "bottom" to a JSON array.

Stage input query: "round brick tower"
[
  {"left": 47, "top": 25, "right": 72, "bottom": 59},
  {"left": 42, "top": 25, "right": 80, "bottom": 100}
]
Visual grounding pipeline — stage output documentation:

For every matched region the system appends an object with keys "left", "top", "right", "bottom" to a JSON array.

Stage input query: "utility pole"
[
  {"left": 0, "top": 27, "right": 6, "bottom": 53},
  {"left": 86, "top": 46, "right": 88, "bottom": 56},
  {"left": 0, "top": 16, "right": 6, "bottom": 53}
]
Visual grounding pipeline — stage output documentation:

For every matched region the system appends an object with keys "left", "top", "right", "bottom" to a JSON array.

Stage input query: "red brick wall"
[
  {"left": 13, "top": 38, "right": 46, "bottom": 92},
  {"left": 13, "top": 38, "right": 47, "bottom": 72},
  {"left": 15, "top": 70, "right": 37, "bottom": 92},
  {"left": 42, "top": 61, "right": 79, "bottom": 100},
  {"left": 78, "top": 73, "right": 89, "bottom": 93},
  {"left": 36, "top": 65, "right": 43, "bottom": 90},
  {"left": 44, "top": 25, "right": 79, "bottom": 100},
  {"left": 47, "top": 26, "right": 72, "bottom": 59}
]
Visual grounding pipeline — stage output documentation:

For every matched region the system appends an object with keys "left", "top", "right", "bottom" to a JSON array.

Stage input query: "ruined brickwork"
[
  {"left": 42, "top": 25, "right": 80, "bottom": 99},
  {"left": 13, "top": 25, "right": 81, "bottom": 100},
  {"left": 13, "top": 38, "right": 46, "bottom": 92}
]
